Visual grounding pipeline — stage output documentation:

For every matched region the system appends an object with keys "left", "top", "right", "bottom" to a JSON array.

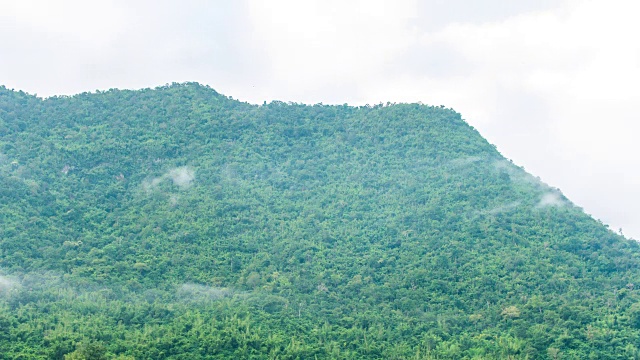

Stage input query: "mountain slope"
[{"left": 1, "top": 83, "right": 640, "bottom": 359}]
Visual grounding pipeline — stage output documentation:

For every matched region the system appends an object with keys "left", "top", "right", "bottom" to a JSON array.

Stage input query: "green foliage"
[
  {"left": 64, "top": 341, "right": 108, "bottom": 360},
  {"left": 1, "top": 83, "right": 640, "bottom": 358}
]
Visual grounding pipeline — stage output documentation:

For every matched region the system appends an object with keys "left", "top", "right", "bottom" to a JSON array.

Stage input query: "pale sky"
[{"left": 1, "top": 0, "right": 639, "bottom": 238}]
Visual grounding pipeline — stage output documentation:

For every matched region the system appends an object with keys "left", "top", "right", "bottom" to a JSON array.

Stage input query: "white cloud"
[
  {"left": 493, "top": 160, "right": 542, "bottom": 188},
  {"left": 446, "top": 156, "right": 483, "bottom": 168},
  {"left": 167, "top": 167, "right": 195, "bottom": 189},
  {"left": 0, "top": 1, "right": 127, "bottom": 43},
  {"left": 537, "top": 192, "right": 566, "bottom": 208},
  {"left": 0, "top": 1, "right": 263, "bottom": 97},
  {"left": 177, "top": 283, "right": 232, "bottom": 301},
  {"left": 144, "top": 166, "right": 195, "bottom": 191},
  {"left": 245, "top": 0, "right": 419, "bottom": 103},
  {"left": 477, "top": 201, "right": 521, "bottom": 216},
  {"left": 0, "top": 274, "right": 20, "bottom": 294}
]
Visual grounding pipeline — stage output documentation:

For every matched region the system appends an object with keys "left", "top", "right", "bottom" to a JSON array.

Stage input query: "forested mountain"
[{"left": 1, "top": 83, "right": 640, "bottom": 359}]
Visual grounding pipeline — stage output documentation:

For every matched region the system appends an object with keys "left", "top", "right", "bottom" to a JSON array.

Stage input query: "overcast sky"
[{"left": 1, "top": 0, "right": 639, "bottom": 238}]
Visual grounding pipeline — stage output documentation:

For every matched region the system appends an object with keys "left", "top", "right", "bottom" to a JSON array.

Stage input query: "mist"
[
  {"left": 0, "top": 274, "right": 20, "bottom": 294},
  {"left": 143, "top": 166, "right": 196, "bottom": 191},
  {"left": 537, "top": 192, "right": 566, "bottom": 208},
  {"left": 177, "top": 283, "right": 234, "bottom": 302}
]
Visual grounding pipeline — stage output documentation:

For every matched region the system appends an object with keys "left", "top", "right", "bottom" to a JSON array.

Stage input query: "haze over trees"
[{"left": 1, "top": 83, "right": 640, "bottom": 358}]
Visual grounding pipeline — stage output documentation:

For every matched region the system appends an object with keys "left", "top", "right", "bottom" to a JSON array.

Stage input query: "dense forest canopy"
[{"left": 1, "top": 83, "right": 640, "bottom": 359}]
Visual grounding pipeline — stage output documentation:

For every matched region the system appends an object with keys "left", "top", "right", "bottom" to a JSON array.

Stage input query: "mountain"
[{"left": 1, "top": 82, "right": 640, "bottom": 359}]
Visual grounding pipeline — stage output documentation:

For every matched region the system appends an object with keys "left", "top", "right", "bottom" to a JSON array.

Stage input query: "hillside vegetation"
[{"left": 1, "top": 83, "right": 640, "bottom": 359}]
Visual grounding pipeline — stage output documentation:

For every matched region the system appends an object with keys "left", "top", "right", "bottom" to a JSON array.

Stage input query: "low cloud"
[
  {"left": 485, "top": 201, "right": 521, "bottom": 215},
  {"left": 177, "top": 283, "right": 233, "bottom": 302},
  {"left": 536, "top": 192, "right": 565, "bottom": 208},
  {"left": 0, "top": 274, "right": 20, "bottom": 295},
  {"left": 493, "top": 159, "right": 543, "bottom": 187},
  {"left": 167, "top": 167, "right": 195, "bottom": 188},
  {"left": 143, "top": 166, "right": 195, "bottom": 191},
  {"left": 446, "top": 156, "right": 483, "bottom": 168}
]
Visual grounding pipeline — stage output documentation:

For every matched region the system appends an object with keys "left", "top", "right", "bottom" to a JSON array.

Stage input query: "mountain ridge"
[{"left": 1, "top": 82, "right": 640, "bottom": 359}]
